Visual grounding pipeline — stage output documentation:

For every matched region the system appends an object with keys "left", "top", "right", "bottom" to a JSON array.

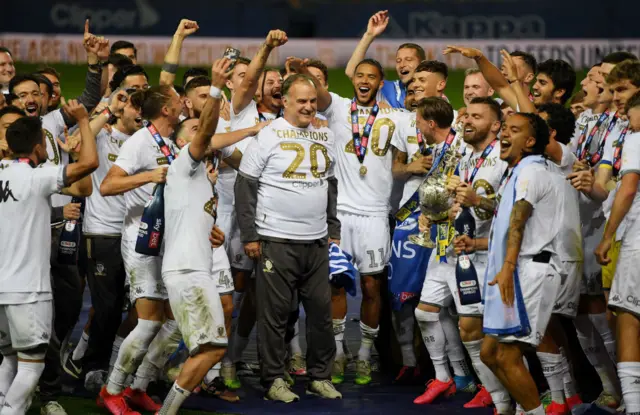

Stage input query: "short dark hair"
[
  {"left": 236, "top": 57, "right": 251, "bottom": 67},
  {"left": 139, "top": 85, "right": 176, "bottom": 120},
  {"left": 518, "top": 113, "right": 550, "bottom": 155},
  {"left": 537, "top": 103, "right": 576, "bottom": 145},
  {"left": 32, "top": 74, "right": 53, "bottom": 97},
  {"left": 306, "top": 59, "right": 329, "bottom": 84},
  {"left": 625, "top": 90, "right": 640, "bottom": 115},
  {"left": 0, "top": 105, "right": 25, "bottom": 120},
  {"left": 602, "top": 51, "right": 638, "bottom": 65},
  {"left": 184, "top": 76, "right": 211, "bottom": 95},
  {"left": 607, "top": 59, "right": 640, "bottom": 88},
  {"left": 510, "top": 51, "right": 537, "bottom": 74},
  {"left": 108, "top": 53, "right": 133, "bottom": 69},
  {"left": 109, "top": 65, "right": 149, "bottom": 92},
  {"left": 469, "top": 96, "right": 502, "bottom": 122},
  {"left": 0, "top": 47, "right": 12, "bottom": 57},
  {"left": 173, "top": 85, "right": 185, "bottom": 96},
  {"left": 110, "top": 40, "right": 137, "bottom": 57},
  {"left": 8, "top": 74, "right": 40, "bottom": 94},
  {"left": 5, "top": 93, "right": 19, "bottom": 105},
  {"left": 36, "top": 66, "right": 61, "bottom": 81},
  {"left": 397, "top": 43, "right": 426, "bottom": 61},
  {"left": 416, "top": 97, "right": 454, "bottom": 128},
  {"left": 536, "top": 59, "right": 577, "bottom": 104},
  {"left": 415, "top": 60, "right": 448, "bottom": 79},
  {"left": 282, "top": 74, "right": 315, "bottom": 97},
  {"left": 182, "top": 68, "right": 209, "bottom": 86},
  {"left": 170, "top": 117, "right": 193, "bottom": 143},
  {"left": 355, "top": 59, "right": 384, "bottom": 79},
  {"left": 6, "top": 116, "right": 43, "bottom": 155}
]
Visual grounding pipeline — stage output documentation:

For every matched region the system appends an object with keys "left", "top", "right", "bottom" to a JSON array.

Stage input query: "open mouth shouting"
[{"left": 24, "top": 102, "right": 39, "bottom": 116}]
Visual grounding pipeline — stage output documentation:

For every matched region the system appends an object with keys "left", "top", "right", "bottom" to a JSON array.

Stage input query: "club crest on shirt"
[
  {"left": 108, "top": 153, "right": 118, "bottom": 162},
  {"left": 216, "top": 326, "right": 225, "bottom": 338},
  {"left": 95, "top": 262, "right": 106, "bottom": 277},
  {"left": 263, "top": 258, "right": 274, "bottom": 273},
  {"left": 156, "top": 157, "right": 169, "bottom": 165}
]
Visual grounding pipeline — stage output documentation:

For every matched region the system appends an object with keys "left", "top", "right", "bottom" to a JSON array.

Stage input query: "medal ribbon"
[
  {"left": 612, "top": 126, "right": 629, "bottom": 177},
  {"left": 575, "top": 110, "right": 609, "bottom": 160},
  {"left": 589, "top": 113, "right": 619, "bottom": 166},
  {"left": 146, "top": 121, "right": 175, "bottom": 165},
  {"left": 464, "top": 139, "right": 497, "bottom": 184},
  {"left": 350, "top": 98, "right": 379, "bottom": 164},
  {"left": 429, "top": 128, "right": 457, "bottom": 176}
]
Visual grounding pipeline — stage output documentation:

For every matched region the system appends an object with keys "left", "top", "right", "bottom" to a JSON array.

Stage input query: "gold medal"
[{"left": 360, "top": 165, "right": 368, "bottom": 176}]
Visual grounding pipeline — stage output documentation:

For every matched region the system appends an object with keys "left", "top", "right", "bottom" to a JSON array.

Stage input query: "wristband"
[
  {"left": 209, "top": 86, "right": 222, "bottom": 99},
  {"left": 162, "top": 62, "right": 179, "bottom": 74}
]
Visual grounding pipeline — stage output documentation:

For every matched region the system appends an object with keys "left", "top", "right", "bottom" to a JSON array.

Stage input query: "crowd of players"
[{"left": 1, "top": 9, "right": 640, "bottom": 415}]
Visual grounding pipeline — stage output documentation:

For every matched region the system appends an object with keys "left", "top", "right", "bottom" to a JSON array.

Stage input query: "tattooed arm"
[
  {"left": 392, "top": 146, "right": 432, "bottom": 180},
  {"left": 489, "top": 199, "right": 532, "bottom": 306}
]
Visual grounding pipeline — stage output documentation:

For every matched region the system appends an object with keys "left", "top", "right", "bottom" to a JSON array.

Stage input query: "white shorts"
[
  {"left": 581, "top": 228, "right": 604, "bottom": 296},
  {"left": 163, "top": 271, "right": 228, "bottom": 355},
  {"left": 121, "top": 239, "right": 167, "bottom": 303},
  {"left": 212, "top": 247, "right": 234, "bottom": 295},
  {"left": 608, "top": 248, "right": 640, "bottom": 316},
  {"left": 338, "top": 211, "right": 390, "bottom": 275},
  {"left": 553, "top": 261, "right": 582, "bottom": 318},
  {"left": 0, "top": 301, "right": 52, "bottom": 351},
  {"left": 495, "top": 258, "right": 561, "bottom": 347},
  {"left": 218, "top": 211, "right": 253, "bottom": 272},
  {"left": 419, "top": 250, "right": 486, "bottom": 316}
]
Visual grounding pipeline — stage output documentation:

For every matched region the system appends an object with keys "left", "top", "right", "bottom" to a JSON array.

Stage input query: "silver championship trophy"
[{"left": 408, "top": 140, "right": 462, "bottom": 248}]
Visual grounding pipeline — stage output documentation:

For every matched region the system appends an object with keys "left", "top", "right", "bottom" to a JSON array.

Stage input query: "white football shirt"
[
  {"left": 239, "top": 117, "right": 336, "bottom": 240},
  {"left": 83, "top": 128, "right": 130, "bottom": 235},
  {"left": 163, "top": 143, "right": 217, "bottom": 273},
  {"left": 213, "top": 118, "right": 237, "bottom": 215},
  {"left": 569, "top": 109, "right": 598, "bottom": 154},
  {"left": 600, "top": 119, "right": 630, "bottom": 222},
  {"left": 322, "top": 94, "right": 406, "bottom": 217},
  {"left": 615, "top": 131, "right": 640, "bottom": 249},
  {"left": 0, "top": 161, "right": 65, "bottom": 304},
  {"left": 114, "top": 126, "right": 178, "bottom": 244},
  {"left": 230, "top": 100, "right": 277, "bottom": 153},
  {"left": 42, "top": 109, "right": 71, "bottom": 209}
]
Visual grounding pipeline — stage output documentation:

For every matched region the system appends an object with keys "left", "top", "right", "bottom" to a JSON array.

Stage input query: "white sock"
[
  {"left": 618, "top": 362, "right": 640, "bottom": 413},
  {"left": 72, "top": 331, "right": 90, "bottom": 361},
  {"left": 333, "top": 318, "right": 346, "bottom": 360},
  {"left": 392, "top": 306, "right": 417, "bottom": 367},
  {"left": 574, "top": 315, "right": 619, "bottom": 396},
  {"left": 107, "top": 319, "right": 162, "bottom": 396},
  {"left": 289, "top": 321, "right": 303, "bottom": 356},
  {"left": 132, "top": 319, "right": 181, "bottom": 392},
  {"left": 230, "top": 332, "right": 249, "bottom": 363},
  {"left": 158, "top": 381, "right": 191, "bottom": 415},
  {"left": 358, "top": 322, "right": 379, "bottom": 362},
  {"left": 559, "top": 348, "right": 577, "bottom": 398},
  {"left": 109, "top": 335, "right": 125, "bottom": 374},
  {"left": 2, "top": 360, "right": 44, "bottom": 415},
  {"left": 537, "top": 352, "right": 566, "bottom": 404},
  {"left": 440, "top": 308, "right": 470, "bottom": 377},
  {"left": 0, "top": 354, "right": 18, "bottom": 407},
  {"left": 415, "top": 308, "right": 451, "bottom": 382},
  {"left": 464, "top": 340, "right": 511, "bottom": 412},
  {"left": 589, "top": 313, "right": 616, "bottom": 363},
  {"left": 204, "top": 363, "right": 222, "bottom": 384},
  {"left": 525, "top": 404, "right": 545, "bottom": 415}
]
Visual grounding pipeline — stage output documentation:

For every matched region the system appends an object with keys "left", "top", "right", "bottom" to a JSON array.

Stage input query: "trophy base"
[{"left": 408, "top": 234, "right": 436, "bottom": 248}]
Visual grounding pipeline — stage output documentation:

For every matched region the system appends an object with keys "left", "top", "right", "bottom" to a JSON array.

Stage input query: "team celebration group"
[{"left": 1, "top": 8, "right": 640, "bottom": 415}]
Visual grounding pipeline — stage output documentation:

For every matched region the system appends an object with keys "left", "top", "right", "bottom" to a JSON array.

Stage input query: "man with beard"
[
  {"left": 0, "top": 47, "right": 15, "bottom": 94},
  {"left": 36, "top": 67, "right": 62, "bottom": 113},
  {"left": 0, "top": 100, "right": 98, "bottom": 415},
  {"left": 98, "top": 85, "right": 182, "bottom": 415},
  {"left": 298, "top": 57, "right": 407, "bottom": 385},
  {"left": 110, "top": 41, "right": 137, "bottom": 64},
  {"left": 61, "top": 91, "right": 142, "bottom": 382},
  {"left": 345, "top": 10, "right": 425, "bottom": 108}
]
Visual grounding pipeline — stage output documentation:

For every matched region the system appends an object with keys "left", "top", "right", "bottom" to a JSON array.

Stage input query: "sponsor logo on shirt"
[{"left": 0, "top": 181, "right": 17, "bottom": 203}]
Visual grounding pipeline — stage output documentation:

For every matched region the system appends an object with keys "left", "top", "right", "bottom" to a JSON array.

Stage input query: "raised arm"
[
  {"left": 345, "top": 11, "right": 389, "bottom": 81},
  {"left": 209, "top": 122, "right": 270, "bottom": 151},
  {"left": 189, "top": 58, "right": 232, "bottom": 162},
  {"left": 232, "top": 30, "right": 288, "bottom": 114},
  {"left": 443, "top": 45, "right": 519, "bottom": 111},
  {"left": 288, "top": 57, "right": 332, "bottom": 112},
  {"left": 159, "top": 19, "right": 200, "bottom": 86},
  {"left": 60, "top": 100, "right": 99, "bottom": 186}
]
